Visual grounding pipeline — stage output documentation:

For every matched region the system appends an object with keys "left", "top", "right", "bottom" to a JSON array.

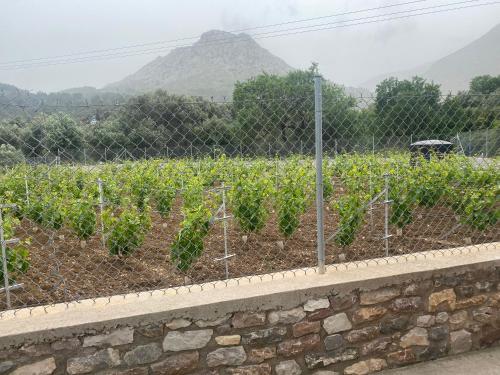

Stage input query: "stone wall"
[{"left": 0, "top": 246, "right": 499, "bottom": 374}]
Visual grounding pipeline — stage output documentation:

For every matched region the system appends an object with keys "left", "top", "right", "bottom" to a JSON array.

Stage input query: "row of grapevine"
[{"left": 0, "top": 153, "right": 497, "bottom": 274}]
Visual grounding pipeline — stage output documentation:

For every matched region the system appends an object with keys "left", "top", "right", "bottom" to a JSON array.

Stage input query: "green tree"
[
  {"left": 233, "top": 64, "right": 357, "bottom": 155},
  {"left": 28, "top": 113, "right": 84, "bottom": 160},
  {"left": 0, "top": 144, "right": 25, "bottom": 166},
  {"left": 117, "top": 90, "right": 231, "bottom": 157},
  {"left": 84, "top": 119, "right": 129, "bottom": 161},
  {"left": 470, "top": 75, "right": 500, "bottom": 95},
  {"left": 374, "top": 77, "right": 441, "bottom": 145}
]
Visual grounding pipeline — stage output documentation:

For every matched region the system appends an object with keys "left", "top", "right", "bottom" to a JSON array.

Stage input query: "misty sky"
[{"left": 1, "top": 0, "right": 499, "bottom": 92}]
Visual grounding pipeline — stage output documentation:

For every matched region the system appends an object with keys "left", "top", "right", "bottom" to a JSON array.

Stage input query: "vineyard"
[{"left": 0, "top": 153, "right": 498, "bottom": 309}]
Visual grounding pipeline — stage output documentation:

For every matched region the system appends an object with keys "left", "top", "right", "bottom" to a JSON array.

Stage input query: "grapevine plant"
[
  {"left": 171, "top": 176, "right": 214, "bottom": 271},
  {"left": 334, "top": 193, "right": 369, "bottom": 247},
  {"left": 68, "top": 198, "right": 97, "bottom": 240},
  {"left": 231, "top": 167, "right": 271, "bottom": 233},
  {"left": 103, "top": 202, "right": 151, "bottom": 256},
  {"left": 276, "top": 159, "right": 311, "bottom": 238},
  {"left": 0, "top": 210, "right": 30, "bottom": 283},
  {"left": 389, "top": 178, "right": 415, "bottom": 229}
]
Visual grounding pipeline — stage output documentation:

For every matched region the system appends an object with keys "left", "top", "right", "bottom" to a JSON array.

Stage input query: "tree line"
[{"left": 0, "top": 66, "right": 498, "bottom": 165}]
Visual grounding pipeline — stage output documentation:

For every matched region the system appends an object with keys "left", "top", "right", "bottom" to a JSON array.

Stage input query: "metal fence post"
[
  {"left": 0, "top": 208, "right": 11, "bottom": 308},
  {"left": 97, "top": 179, "right": 106, "bottom": 248},
  {"left": 383, "top": 174, "right": 393, "bottom": 257},
  {"left": 314, "top": 75, "right": 325, "bottom": 274}
]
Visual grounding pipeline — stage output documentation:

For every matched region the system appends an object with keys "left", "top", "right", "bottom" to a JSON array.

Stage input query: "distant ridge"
[
  {"left": 104, "top": 30, "right": 294, "bottom": 99},
  {"left": 361, "top": 23, "right": 500, "bottom": 92}
]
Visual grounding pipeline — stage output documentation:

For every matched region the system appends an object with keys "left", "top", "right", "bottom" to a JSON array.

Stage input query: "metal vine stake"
[{"left": 0, "top": 203, "right": 20, "bottom": 309}]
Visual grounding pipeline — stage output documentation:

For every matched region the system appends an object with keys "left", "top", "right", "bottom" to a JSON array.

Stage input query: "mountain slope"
[
  {"left": 105, "top": 30, "right": 294, "bottom": 99},
  {"left": 361, "top": 23, "right": 500, "bottom": 92},
  {"left": 423, "top": 23, "right": 500, "bottom": 92}
]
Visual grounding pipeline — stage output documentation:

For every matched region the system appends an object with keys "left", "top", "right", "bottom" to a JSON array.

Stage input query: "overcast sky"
[{"left": 1, "top": 0, "right": 499, "bottom": 92}]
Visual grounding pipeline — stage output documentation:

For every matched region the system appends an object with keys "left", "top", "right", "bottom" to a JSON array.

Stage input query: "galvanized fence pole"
[
  {"left": 383, "top": 174, "right": 393, "bottom": 257},
  {"left": 0, "top": 208, "right": 10, "bottom": 308},
  {"left": 314, "top": 75, "right": 325, "bottom": 274},
  {"left": 221, "top": 183, "right": 230, "bottom": 279},
  {"left": 97, "top": 179, "right": 106, "bottom": 248}
]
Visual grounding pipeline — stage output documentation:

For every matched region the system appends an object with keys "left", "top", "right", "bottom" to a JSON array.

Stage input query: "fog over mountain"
[
  {"left": 1, "top": 0, "right": 499, "bottom": 94},
  {"left": 104, "top": 30, "right": 293, "bottom": 99},
  {"left": 1, "top": 30, "right": 371, "bottom": 101},
  {"left": 361, "top": 23, "right": 500, "bottom": 92}
]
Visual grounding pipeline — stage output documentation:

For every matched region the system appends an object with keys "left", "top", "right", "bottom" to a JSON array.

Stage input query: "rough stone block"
[
  {"left": 292, "top": 321, "right": 321, "bottom": 337},
  {"left": 150, "top": 351, "right": 199, "bottom": 374},
  {"left": 207, "top": 346, "right": 247, "bottom": 367},
  {"left": 455, "top": 285, "right": 475, "bottom": 298},
  {"left": 305, "top": 349, "right": 358, "bottom": 369},
  {"left": 429, "top": 325, "right": 449, "bottom": 341},
  {"left": 329, "top": 293, "right": 358, "bottom": 311},
  {"left": 242, "top": 327, "right": 287, "bottom": 346},
  {"left": 379, "top": 316, "right": 409, "bottom": 334},
  {"left": 232, "top": 312, "right": 266, "bottom": 328},
  {"left": 136, "top": 324, "right": 163, "bottom": 338},
  {"left": 163, "top": 329, "right": 213, "bottom": 352},
  {"left": 215, "top": 335, "right": 241, "bottom": 346},
  {"left": 416, "top": 315, "right": 436, "bottom": 328},
  {"left": 455, "top": 295, "right": 488, "bottom": 309},
  {"left": 360, "top": 287, "right": 400, "bottom": 305},
  {"left": 247, "top": 346, "right": 276, "bottom": 364},
  {"left": 345, "top": 326, "right": 380, "bottom": 343},
  {"left": 428, "top": 289, "right": 456, "bottom": 312},
  {"left": 416, "top": 340, "right": 448, "bottom": 361},
  {"left": 450, "top": 330, "right": 472, "bottom": 354},
  {"left": 352, "top": 307, "right": 387, "bottom": 324},
  {"left": 323, "top": 313, "right": 352, "bottom": 334},
  {"left": 304, "top": 298, "right": 330, "bottom": 312},
  {"left": 20, "top": 343, "right": 53, "bottom": 357},
  {"left": 226, "top": 363, "right": 272, "bottom": 375},
  {"left": 96, "top": 369, "right": 149, "bottom": 375},
  {"left": 195, "top": 314, "right": 231, "bottom": 328},
  {"left": 123, "top": 343, "right": 162, "bottom": 366},
  {"left": 275, "top": 360, "right": 301, "bottom": 375},
  {"left": 449, "top": 311, "right": 468, "bottom": 330},
  {"left": 360, "top": 336, "right": 392, "bottom": 356},
  {"left": 324, "top": 334, "right": 345, "bottom": 351},
  {"left": 386, "top": 348, "right": 416, "bottom": 365},
  {"left": 435, "top": 312, "right": 449, "bottom": 324},
  {"left": 11, "top": 358, "right": 57, "bottom": 375},
  {"left": 268, "top": 307, "right": 306, "bottom": 325},
  {"left": 389, "top": 297, "right": 422, "bottom": 313},
  {"left": 307, "top": 308, "right": 333, "bottom": 321},
  {"left": 83, "top": 327, "right": 134, "bottom": 348},
  {"left": 51, "top": 338, "right": 81, "bottom": 351},
  {"left": 400, "top": 327, "right": 429, "bottom": 348},
  {"left": 277, "top": 333, "right": 321, "bottom": 357},
  {"left": 472, "top": 307, "right": 496, "bottom": 324},
  {"left": 0, "top": 361, "right": 14, "bottom": 374},
  {"left": 165, "top": 318, "right": 191, "bottom": 330},
  {"left": 67, "top": 349, "right": 121, "bottom": 374},
  {"left": 344, "top": 358, "right": 387, "bottom": 375},
  {"left": 475, "top": 281, "right": 493, "bottom": 292}
]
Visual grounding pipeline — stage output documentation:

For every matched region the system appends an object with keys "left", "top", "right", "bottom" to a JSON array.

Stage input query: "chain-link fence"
[{"left": 0, "top": 77, "right": 498, "bottom": 311}]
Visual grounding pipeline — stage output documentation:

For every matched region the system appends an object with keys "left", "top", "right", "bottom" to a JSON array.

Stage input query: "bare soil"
[{"left": 4, "top": 199, "right": 498, "bottom": 310}]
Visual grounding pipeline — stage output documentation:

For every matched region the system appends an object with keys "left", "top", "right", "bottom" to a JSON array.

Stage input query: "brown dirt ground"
[{"left": 4, "top": 198, "right": 499, "bottom": 310}]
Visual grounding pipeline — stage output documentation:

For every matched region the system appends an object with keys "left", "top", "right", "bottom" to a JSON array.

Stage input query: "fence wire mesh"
[{"left": 0, "top": 80, "right": 498, "bottom": 312}]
